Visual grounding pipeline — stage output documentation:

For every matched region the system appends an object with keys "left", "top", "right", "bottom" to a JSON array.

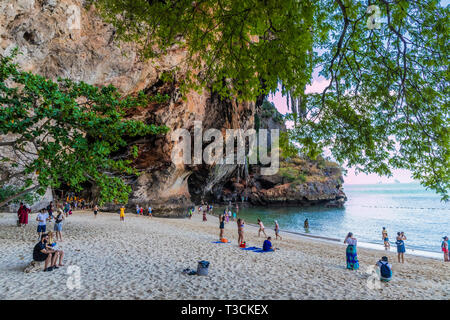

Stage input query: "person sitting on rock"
[{"left": 33, "top": 233, "right": 58, "bottom": 272}]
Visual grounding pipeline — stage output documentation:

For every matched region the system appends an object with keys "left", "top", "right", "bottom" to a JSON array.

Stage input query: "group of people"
[
  {"left": 118, "top": 204, "right": 153, "bottom": 221},
  {"left": 36, "top": 204, "right": 66, "bottom": 241},
  {"left": 135, "top": 204, "right": 153, "bottom": 217},
  {"left": 33, "top": 231, "right": 65, "bottom": 272}
]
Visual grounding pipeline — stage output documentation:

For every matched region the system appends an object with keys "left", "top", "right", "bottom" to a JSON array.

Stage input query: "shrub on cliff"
[{"left": 0, "top": 50, "right": 169, "bottom": 207}]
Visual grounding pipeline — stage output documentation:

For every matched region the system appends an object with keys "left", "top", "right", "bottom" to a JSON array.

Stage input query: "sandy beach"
[{"left": 0, "top": 210, "right": 448, "bottom": 300}]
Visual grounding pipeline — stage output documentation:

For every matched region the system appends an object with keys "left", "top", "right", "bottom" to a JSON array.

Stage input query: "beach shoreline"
[{"left": 0, "top": 210, "right": 448, "bottom": 300}]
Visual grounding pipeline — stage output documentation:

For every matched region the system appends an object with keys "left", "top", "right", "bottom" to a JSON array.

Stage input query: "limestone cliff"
[{"left": 0, "top": 0, "right": 346, "bottom": 215}]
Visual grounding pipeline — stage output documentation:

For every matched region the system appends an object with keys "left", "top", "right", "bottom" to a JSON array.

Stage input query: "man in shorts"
[
  {"left": 36, "top": 209, "right": 49, "bottom": 240},
  {"left": 33, "top": 233, "right": 58, "bottom": 272}
]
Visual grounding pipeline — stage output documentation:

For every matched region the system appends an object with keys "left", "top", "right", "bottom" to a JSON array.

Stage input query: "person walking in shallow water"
[
  {"left": 441, "top": 236, "right": 449, "bottom": 262},
  {"left": 344, "top": 232, "right": 359, "bottom": 270},
  {"left": 382, "top": 227, "right": 390, "bottom": 250},
  {"left": 304, "top": 218, "right": 309, "bottom": 229},
  {"left": 395, "top": 232, "right": 407, "bottom": 263}
]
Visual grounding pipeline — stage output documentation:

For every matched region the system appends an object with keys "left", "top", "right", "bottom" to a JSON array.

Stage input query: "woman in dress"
[
  {"left": 344, "top": 232, "right": 359, "bottom": 270},
  {"left": 395, "top": 232, "right": 407, "bottom": 263}
]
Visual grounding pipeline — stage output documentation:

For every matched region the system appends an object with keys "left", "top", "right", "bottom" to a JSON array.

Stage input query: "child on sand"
[
  {"left": 257, "top": 219, "right": 267, "bottom": 237},
  {"left": 120, "top": 206, "right": 125, "bottom": 221},
  {"left": 93, "top": 205, "right": 98, "bottom": 218},
  {"left": 202, "top": 210, "right": 207, "bottom": 221}
]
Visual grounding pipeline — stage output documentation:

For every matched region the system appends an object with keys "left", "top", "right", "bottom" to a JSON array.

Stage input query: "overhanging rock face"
[{"left": 0, "top": 0, "right": 345, "bottom": 215}]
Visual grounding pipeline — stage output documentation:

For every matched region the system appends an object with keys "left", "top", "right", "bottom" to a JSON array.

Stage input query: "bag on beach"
[{"left": 379, "top": 262, "right": 392, "bottom": 279}]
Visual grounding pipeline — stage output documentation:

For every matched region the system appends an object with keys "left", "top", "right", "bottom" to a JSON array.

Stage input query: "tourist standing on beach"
[
  {"left": 257, "top": 219, "right": 267, "bottom": 237},
  {"left": 232, "top": 211, "right": 236, "bottom": 221},
  {"left": 202, "top": 209, "right": 207, "bottom": 221},
  {"left": 274, "top": 220, "right": 282, "bottom": 240},
  {"left": 36, "top": 209, "right": 49, "bottom": 240},
  {"left": 441, "top": 236, "right": 449, "bottom": 262},
  {"left": 304, "top": 218, "right": 309, "bottom": 229},
  {"left": 18, "top": 203, "right": 29, "bottom": 227},
  {"left": 93, "top": 205, "right": 98, "bottom": 218},
  {"left": 219, "top": 214, "right": 225, "bottom": 240},
  {"left": 395, "top": 232, "right": 407, "bottom": 263},
  {"left": 344, "top": 232, "right": 359, "bottom": 270},
  {"left": 148, "top": 206, "right": 152, "bottom": 218},
  {"left": 120, "top": 205, "right": 125, "bottom": 221},
  {"left": 237, "top": 218, "right": 245, "bottom": 245},
  {"left": 53, "top": 209, "right": 65, "bottom": 241},
  {"left": 382, "top": 227, "right": 390, "bottom": 250}
]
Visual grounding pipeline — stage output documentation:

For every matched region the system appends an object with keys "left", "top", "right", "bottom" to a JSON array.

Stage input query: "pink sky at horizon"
[{"left": 267, "top": 74, "right": 416, "bottom": 185}]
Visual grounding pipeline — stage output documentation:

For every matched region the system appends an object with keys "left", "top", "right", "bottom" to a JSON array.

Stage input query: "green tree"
[
  {"left": 91, "top": 0, "right": 449, "bottom": 200},
  {"left": 0, "top": 50, "right": 169, "bottom": 207}
]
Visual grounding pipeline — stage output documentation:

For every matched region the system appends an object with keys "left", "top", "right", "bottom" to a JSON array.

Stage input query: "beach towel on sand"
[
  {"left": 212, "top": 241, "right": 232, "bottom": 244},
  {"left": 240, "top": 246, "right": 261, "bottom": 251}
]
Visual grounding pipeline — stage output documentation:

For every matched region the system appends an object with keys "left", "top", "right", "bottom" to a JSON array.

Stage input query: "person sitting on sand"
[
  {"left": 375, "top": 256, "right": 392, "bottom": 282},
  {"left": 257, "top": 219, "right": 267, "bottom": 237},
  {"left": 219, "top": 214, "right": 225, "bottom": 240},
  {"left": 395, "top": 232, "right": 407, "bottom": 263},
  {"left": 382, "top": 227, "right": 390, "bottom": 250},
  {"left": 262, "top": 237, "right": 276, "bottom": 252},
  {"left": 33, "top": 233, "right": 58, "bottom": 272},
  {"left": 441, "top": 236, "right": 449, "bottom": 262},
  {"left": 46, "top": 231, "right": 64, "bottom": 268},
  {"left": 274, "top": 220, "right": 282, "bottom": 240},
  {"left": 120, "top": 205, "right": 125, "bottom": 221},
  {"left": 344, "top": 232, "right": 359, "bottom": 270}
]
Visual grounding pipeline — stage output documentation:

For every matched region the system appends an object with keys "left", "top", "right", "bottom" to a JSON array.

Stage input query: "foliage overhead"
[
  {"left": 92, "top": 0, "right": 449, "bottom": 200},
  {"left": 0, "top": 50, "right": 169, "bottom": 207}
]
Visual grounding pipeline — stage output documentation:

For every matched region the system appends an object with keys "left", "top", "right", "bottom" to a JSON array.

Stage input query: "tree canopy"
[
  {"left": 0, "top": 50, "right": 169, "bottom": 207},
  {"left": 91, "top": 0, "right": 449, "bottom": 200}
]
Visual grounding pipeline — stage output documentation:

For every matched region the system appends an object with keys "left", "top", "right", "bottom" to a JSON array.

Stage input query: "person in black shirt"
[{"left": 33, "top": 234, "right": 57, "bottom": 272}]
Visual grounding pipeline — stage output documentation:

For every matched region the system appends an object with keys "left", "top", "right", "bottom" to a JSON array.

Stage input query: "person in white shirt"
[{"left": 36, "top": 209, "right": 49, "bottom": 239}]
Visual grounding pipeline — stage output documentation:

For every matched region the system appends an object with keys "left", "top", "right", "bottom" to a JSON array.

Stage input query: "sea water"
[{"left": 222, "top": 183, "right": 449, "bottom": 255}]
